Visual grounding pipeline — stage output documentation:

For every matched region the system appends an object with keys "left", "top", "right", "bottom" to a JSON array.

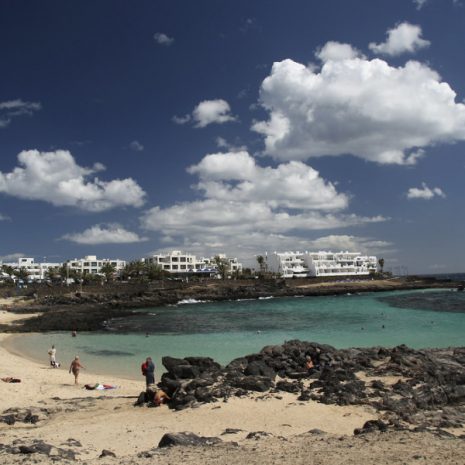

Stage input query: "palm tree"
[
  {"left": 144, "top": 262, "right": 164, "bottom": 281},
  {"left": 213, "top": 256, "right": 229, "bottom": 280},
  {"left": 1, "top": 264, "right": 15, "bottom": 279},
  {"left": 378, "top": 258, "right": 385, "bottom": 274},
  {"left": 100, "top": 263, "right": 116, "bottom": 282},
  {"left": 122, "top": 260, "right": 145, "bottom": 280},
  {"left": 256, "top": 255, "right": 265, "bottom": 274},
  {"left": 15, "top": 267, "right": 29, "bottom": 281}
]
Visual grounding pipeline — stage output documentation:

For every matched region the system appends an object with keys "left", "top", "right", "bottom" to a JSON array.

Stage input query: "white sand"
[{"left": 0, "top": 306, "right": 378, "bottom": 460}]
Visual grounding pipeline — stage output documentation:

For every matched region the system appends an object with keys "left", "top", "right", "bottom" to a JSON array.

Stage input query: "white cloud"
[
  {"left": 413, "top": 0, "right": 428, "bottom": 9},
  {"left": 153, "top": 32, "right": 174, "bottom": 46},
  {"left": 172, "top": 114, "right": 191, "bottom": 125},
  {"left": 174, "top": 99, "right": 236, "bottom": 128},
  {"left": 252, "top": 45, "right": 465, "bottom": 165},
  {"left": 62, "top": 224, "right": 148, "bottom": 245},
  {"left": 0, "top": 99, "right": 41, "bottom": 128},
  {"left": 406, "top": 182, "right": 446, "bottom": 199},
  {"left": 129, "top": 140, "right": 144, "bottom": 152},
  {"left": 316, "top": 42, "right": 363, "bottom": 62},
  {"left": 0, "top": 213, "right": 10, "bottom": 221},
  {"left": 193, "top": 99, "right": 236, "bottom": 128},
  {"left": 307, "top": 235, "right": 392, "bottom": 254},
  {"left": 215, "top": 137, "right": 246, "bottom": 152},
  {"left": 0, "top": 253, "right": 25, "bottom": 262},
  {"left": 187, "top": 151, "right": 349, "bottom": 210},
  {"left": 0, "top": 150, "right": 146, "bottom": 211},
  {"left": 369, "top": 22, "right": 430, "bottom": 56},
  {"left": 141, "top": 150, "right": 386, "bottom": 262},
  {"left": 142, "top": 199, "right": 384, "bottom": 241}
]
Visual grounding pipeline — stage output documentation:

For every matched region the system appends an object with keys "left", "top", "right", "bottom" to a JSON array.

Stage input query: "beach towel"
[{"left": 84, "top": 383, "right": 117, "bottom": 390}]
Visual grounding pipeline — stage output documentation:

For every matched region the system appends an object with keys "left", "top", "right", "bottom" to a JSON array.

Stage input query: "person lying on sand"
[{"left": 69, "top": 356, "right": 85, "bottom": 385}]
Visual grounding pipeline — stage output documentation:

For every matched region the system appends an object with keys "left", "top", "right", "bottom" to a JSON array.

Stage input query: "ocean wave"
[
  {"left": 177, "top": 298, "right": 210, "bottom": 305},
  {"left": 258, "top": 296, "right": 274, "bottom": 300}
]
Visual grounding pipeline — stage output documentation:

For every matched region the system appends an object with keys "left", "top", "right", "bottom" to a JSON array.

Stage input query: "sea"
[{"left": 7, "top": 287, "right": 465, "bottom": 381}]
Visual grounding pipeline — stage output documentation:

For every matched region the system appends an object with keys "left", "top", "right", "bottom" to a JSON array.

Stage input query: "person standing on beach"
[
  {"left": 48, "top": 345, "right": 56, "bottom": 367},
  {"left": 69, "top": 356, "right": 85, "bottom": 385},
  {"left": 141, "top": 357, "right": 155, "bottom": 386}
]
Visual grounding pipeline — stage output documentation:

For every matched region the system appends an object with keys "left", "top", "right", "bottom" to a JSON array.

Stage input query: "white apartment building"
[
  {"left": 66, "top": 255, "right": 126, "bottom": 275},
  {"left": 146, "top": 250, "right": 243, "bottom": 275},
  {"left": 2, "top": 257, "right": 61, "bottom": 281},
  {"left": 266, "top": 251, "right": 310, "bottom": 278},
  {"left": 266, "top": 251, "right": 377, "bottom": 278},
  {"left": 306, "top": 251, "right": 377, "bottom": 277}
]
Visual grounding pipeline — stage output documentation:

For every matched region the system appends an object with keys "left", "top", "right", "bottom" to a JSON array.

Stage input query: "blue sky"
[{"left": 1, "top": 0, "right": 465, "bottom": 273}]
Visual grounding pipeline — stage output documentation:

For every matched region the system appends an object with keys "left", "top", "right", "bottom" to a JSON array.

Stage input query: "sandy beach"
[{"left": 1, "top": 304, "right": 465, "bottom": 464}]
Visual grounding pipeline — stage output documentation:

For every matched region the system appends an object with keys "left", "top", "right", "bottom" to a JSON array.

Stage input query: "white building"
[
  {"left": 146, "top": 250, "right": 242, "bottom": 276},
  {"left": 266, "top": 251, "right": 377, "bottom": 278},
  {"left": 2, "top": 257, "right": 61, "bottom": 281},
  {"left": 306, "top": 251, "right": 377, "bottom": 277},
  {"left": 266, "top": 251, "right": 310, "bottom": 278},
  {"left": 66, "top": 255, "right": 126, "bottom": 276}
]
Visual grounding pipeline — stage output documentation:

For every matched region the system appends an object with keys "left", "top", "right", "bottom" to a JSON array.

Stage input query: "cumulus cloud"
[
  {"left": 187, "top": 151, "right": 349, "bottom": 210},
  {"left": 316, "top": 41, "right": 363, "bottom": 62},
  {"left": 153, "top": 32, "right": 174, "bottom": 46},
  {"left": 141, "top": 151, "right": 386, "bottom": 261},
  {"left": 0, "top": 253, "right": 25, "bottom": 262},
  {"left": 62, "top": 224, "right": 148, "bottom": 244},
  {"left": 252, "top": 45, "right": 465, "bottom": 165},
  {"left": 0, "top": 99, "right": 41, "bottom": 128},
  {"left": 369, "top": 22, "right": 430, "bottom": 56},
  {"left": 406, "top": 182, "right": 446, "bottom": 199},
  {"left": 174, "top": 99, "right": 236, "bottom": 128},
  {"left": 0, "top": 150, "right": 146, "bottom": 211},
  {"left": 129, "top": 140, "right": 144, "bottom": 152}
]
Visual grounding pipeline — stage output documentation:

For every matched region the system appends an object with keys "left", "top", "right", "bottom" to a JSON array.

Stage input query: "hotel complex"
[
  {"left": 66, "top": 255, "right": 126, "bottom": 275},
  {"left": 266, "top": 251, "right": 378, "bottom": 278},
  {"left": 145, "top": 250, "right": 243, "bottom": 275},
  {"left": 1, "top": 249, "right": 378, "bottom": 282}
]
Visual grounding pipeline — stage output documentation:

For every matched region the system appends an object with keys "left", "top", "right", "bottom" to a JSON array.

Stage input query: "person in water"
[
  {"left": 69, "top": 356, "right": 85, "bottom": 385},
  {"left": 141, "top": 357, "right": 155, "bottom": 386}
]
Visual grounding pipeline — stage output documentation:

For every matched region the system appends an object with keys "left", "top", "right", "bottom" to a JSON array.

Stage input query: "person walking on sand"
[
  {"left": 69, "top": 356, "right": 85, "bottom": 385},
  {"left": 48, "top": 345, "right": 57, "bottom": 367},
  {"left": 141, "top": 356, "right": 155, "bottom": 387}
]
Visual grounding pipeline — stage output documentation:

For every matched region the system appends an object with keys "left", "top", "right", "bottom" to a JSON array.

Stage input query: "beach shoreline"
[{"left": 1, "top": 304, "right": 465, "bottom": 464}]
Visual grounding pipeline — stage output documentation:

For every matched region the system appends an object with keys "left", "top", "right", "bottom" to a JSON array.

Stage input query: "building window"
[{"left": 172, "top": 265, "right": 178, "bottom": 270}]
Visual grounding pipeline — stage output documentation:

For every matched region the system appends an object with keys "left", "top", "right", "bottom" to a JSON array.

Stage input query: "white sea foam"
[
  {"left": 177, "top": 298, "right": 210, "bottom": 305},
  {"left": 258, "top": 296, "right": 274, "bottom": 300}
]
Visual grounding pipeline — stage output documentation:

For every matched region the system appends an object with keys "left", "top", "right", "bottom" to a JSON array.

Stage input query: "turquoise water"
[{"left": 7, "top": 289, "right": 465, "bottom": 380}]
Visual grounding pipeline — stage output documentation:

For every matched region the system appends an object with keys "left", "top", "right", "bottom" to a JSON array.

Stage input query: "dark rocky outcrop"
[
  {"left": 150, "top": 340, "right": 465, "bottom": 432},
  {"left": 158, "top": 432, "right": 223, "bottom": 448},
  {"left": 0, "top": 439, "right": 76, "bottom": 460}
]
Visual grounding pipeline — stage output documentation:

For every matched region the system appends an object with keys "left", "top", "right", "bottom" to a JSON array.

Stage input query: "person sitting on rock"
[{"left": 305, "top": 356, "right": 315, "bottom": 374}]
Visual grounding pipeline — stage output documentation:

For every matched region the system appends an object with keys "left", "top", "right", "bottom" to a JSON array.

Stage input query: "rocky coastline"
[
  {"left": 151, "top": 340, "right": 465, "bottom": 433},
  {"left": 0, "top": 276, "right": 460, "bottom": 332}
]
